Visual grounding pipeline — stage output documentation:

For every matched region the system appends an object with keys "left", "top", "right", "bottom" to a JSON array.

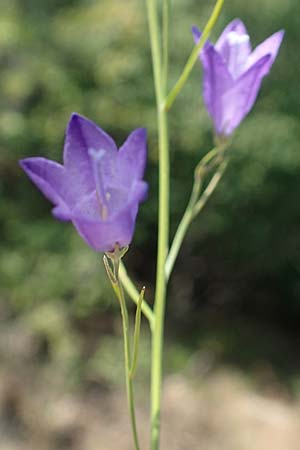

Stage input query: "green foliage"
[{"left": 0, "top": 0, "right": 300, "bottom": 376}]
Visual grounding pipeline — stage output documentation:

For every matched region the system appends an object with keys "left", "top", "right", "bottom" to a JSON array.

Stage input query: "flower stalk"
[
  {"left": 130, "top": 286, "right": 145, "bottom": 379},
  {"left": 103, "top": 246, "right": 141, "bottom": 450},
  {"left": 164, "top": 0, "right": 224, "bottom": 111},
  {"left": 165, "top": 144, "right": 229, "bottom": 281},
  {"left": 119, "top": 261, "right": 154, "bottom": 329}
]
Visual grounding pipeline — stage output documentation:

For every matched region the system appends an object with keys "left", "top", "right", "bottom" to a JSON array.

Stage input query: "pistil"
[
  {"left": 89, "top": 148, "right": 109, "bottom": 220},
  {"left": 226, "top": 31, "right": 250, "bottom": 78}
]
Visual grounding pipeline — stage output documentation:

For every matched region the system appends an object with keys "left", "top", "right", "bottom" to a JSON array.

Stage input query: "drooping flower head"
[
  {"left": 192, "top": 19, "right": 284, "bottom": 137},
  {"left": 20, "top": 113, "right": 148, "bottom": 252}
]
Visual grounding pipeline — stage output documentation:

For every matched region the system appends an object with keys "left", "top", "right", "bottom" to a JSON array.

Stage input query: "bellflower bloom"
[
  {"left": 20, "top": 113, "right": 148, "bottom": 252},
  {"left": 192, "top": 19, "right": 284, "bottom": 137}
]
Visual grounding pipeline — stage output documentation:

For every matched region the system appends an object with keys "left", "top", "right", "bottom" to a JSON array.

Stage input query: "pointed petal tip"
[
  {"left": 67, "top": 112, "right": 117, "bottom": 147},
  {"left": 215, "top": 18, "right": 250, "bottom": 51},
  {"left": 230, "top": 18, "right": 247, "bottom": 28},
  {"left": 19, "top": 157, "right": 39, "bottom": 173},
  {"left": 125, "top": 127, "right": 148, "bottom": 147},
  {"left": 19, "top": 156, "right": 63, "bottom": 173},
  {"left": 267, "top": 29, "right": 285, "bottom": 53},
  {"left": 192, "top": 26, "right": 214, "bottom": 54},
  {"left": 275, "top": 29, "right": 285, "bottom": 45},
  {"left": 68, "top": 112, "right": 105, "bottom": 133},
  {"left": 192, "top": 25, "right": 201, "bottom": 36},
  {"left": 225, "top": 18, "right": 249, "bottom": 36},
  {"left": 66, "top": 113, "right": 85, "bottom": 137},
  {"left": 275, "top": 29, "right": 285, "bottom": 53},
  {"left": 19, "top": 158, "right": 27, "bottom": 170},
  {"left": 19, "top": 158, "right": 33, "bottom": 177},
  {"left": 133, "top": 127, "right": 147, "bottom": 140},
  {"left": 70, "top": 112, "right": 80, "bottom": 119},
  {"left": 52, "top": 206, "right": 71, "bottom": 221},
  {"left": 68, "top": 112, "right": 88, "bottom": 126}
]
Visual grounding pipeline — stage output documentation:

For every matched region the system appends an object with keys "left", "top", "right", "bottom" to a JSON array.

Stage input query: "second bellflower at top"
[
  {"left": 192, "top": 19, "right": 284, "bottom": 137},
  {"left": 20, "top": 114, "right": 148, "bottom": 252}
]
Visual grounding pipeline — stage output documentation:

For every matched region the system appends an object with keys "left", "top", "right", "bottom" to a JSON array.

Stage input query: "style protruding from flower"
[
  {"left": 192, "top": 19, "right": 284, "bottom": 137},
  {"left": 20, "top": 113, "right": 148, "bottom": 252}
]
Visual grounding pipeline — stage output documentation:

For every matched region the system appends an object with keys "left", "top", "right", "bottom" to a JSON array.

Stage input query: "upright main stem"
[
  {"left": 151, "top": 108, "right": 169, "bottom": 450},
  {"left": 146, "top": 1, "right": 169, "bottom": 449},
  {"left": 145, "top": 1, "right": 225, "bottom": 448}
]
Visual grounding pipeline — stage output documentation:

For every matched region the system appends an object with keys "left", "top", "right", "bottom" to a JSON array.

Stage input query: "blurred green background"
[{"left": 0, "top": 0, "right": 300, "bottom": 448}]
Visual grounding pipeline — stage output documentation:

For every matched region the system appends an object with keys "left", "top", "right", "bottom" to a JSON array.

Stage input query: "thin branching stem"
[{"left": 164, "top": 0, "right": 224, "bottom": 111}]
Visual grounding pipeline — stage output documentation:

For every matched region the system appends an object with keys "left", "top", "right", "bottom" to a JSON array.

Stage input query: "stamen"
[{"left": 89, "top": 148, "right": 109, "bottom": 220}]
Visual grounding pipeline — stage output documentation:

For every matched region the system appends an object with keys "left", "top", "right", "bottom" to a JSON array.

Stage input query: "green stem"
[
  {"left": 146, "top": 0, "right": 162, "bottom": 103},
  {"left": 164, "top": 0, "right": 224, "bottom": 111},
  {"left": 146, "top": 0, "right": 170, "bottom": 448},
  {"left": 118, "top": 281, "right": 141, "bottom": 450},
  {"left": 165, "top": 175, "right": 202, "bottom": 282},
  {"left": 165, "top": 149, "right": 228, "bottom": 281},
  {"left": 151, "top": 110, "right": 169, "bottom": 450},
  {"left": 119, "top": 261, "right": 154, "bottom": 329},
  {"left": 146, "top": 0, "right": 225, "bottom": 448},
  {"left": 130, "top": 286, "right": 145, "bottom": 379},
  {"left": 193, "top": 158, "right": 228, "bottom": 216},
  {"left": 105, "top": 254, "right": 141, "bottom": 450},
  {"left": 162, "top": 0, "right": 170, "bottom": 93}
]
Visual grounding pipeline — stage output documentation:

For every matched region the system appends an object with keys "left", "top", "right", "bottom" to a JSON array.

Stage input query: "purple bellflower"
[
  {"left": 20, "top": 113, "right": 148, "bottom": 252},
  {"left": 192, "top": 19, "right": 284, "bottom": 137}
]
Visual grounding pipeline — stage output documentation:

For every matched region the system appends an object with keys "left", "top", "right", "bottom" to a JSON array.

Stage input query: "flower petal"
[
  {"left": 215, "top": 20, "right": 251, "bottom": 75},
  {"left": 191, "top": 26, "right": 212, "bottom": 51},
  {"left": 63, "top": 113, "right": 118, "bottom": 197},
  {"left": 224, "top": 32, "right": 251, "bottom": 78},
  {"left": 20, "top": 114, "right": 149, "bottom": 252},
  {"left": 220, "top": 54, "right": 272, "bottom": 135},
  {"left": 52, "top": 206, "right": 71, "bottom": 221},
  {"left": 20, "top": 157, "right": 72, "bottom": 219},
  {"left": 245, "top": 30, "right": 284, "bottom": 75},
  {"left": 215, "top": 18, "right": 250, "bottom": 51},
  {"left": 118, "top": 128, "right": 147, "bottom": 188},
  {"left": 192, "top": 25, "right": 201, "bottom": 42},
  {"left": 71, "top": 179, "right": 148, "bottom": 251},
  {"left": 200, "top": 44, "right": 234, "bottom": 135},
  {"left": 72, "top": 202, "right": 139, "bottom": 252}
]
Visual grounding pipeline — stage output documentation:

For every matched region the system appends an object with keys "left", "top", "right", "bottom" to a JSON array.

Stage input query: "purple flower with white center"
[
  {"left": 192, "top": 19, "right": 284, "bottom": 137},
  {"left": 20, "top": 113, "right": 148, "bottom": 252}
]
